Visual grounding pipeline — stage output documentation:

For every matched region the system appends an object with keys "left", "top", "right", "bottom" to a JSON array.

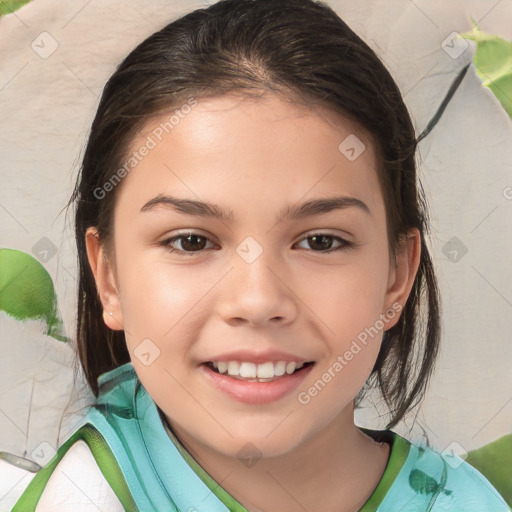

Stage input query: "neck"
[{"left": 164, "top": 406, "right": 391, "bottom": 512}]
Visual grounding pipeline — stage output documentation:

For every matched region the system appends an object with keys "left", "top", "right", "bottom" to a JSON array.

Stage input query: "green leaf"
[
  {"left": 0, "top": 0, "right": 35, "bottom": 16},
  {"left": 409, "top": 469, "right": 441, "bottom": 495},
  {"left": 461, "top": 18, "right": 512, "bottom": 118},
  {"left": 465, "top": 434, "right": 512, "bottom": 507},
  {"left": 0, "top": 248, "right": 68, "bottom": 342}
]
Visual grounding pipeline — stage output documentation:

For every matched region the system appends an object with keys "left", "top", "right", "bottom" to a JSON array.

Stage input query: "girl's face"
[{"left": 86, "top": 93, "right": 419, "bottom": 459}]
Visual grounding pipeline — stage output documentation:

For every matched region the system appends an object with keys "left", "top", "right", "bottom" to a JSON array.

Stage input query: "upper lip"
[{"left": 203, "top": 349, "right": 314, "bottom": 365}]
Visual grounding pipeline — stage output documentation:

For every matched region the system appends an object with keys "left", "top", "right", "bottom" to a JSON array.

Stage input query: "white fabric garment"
[{"left": 0, "top": 441, "right": 123, "bottom": 512}]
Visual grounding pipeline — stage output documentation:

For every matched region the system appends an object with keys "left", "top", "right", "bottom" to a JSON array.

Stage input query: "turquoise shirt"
[{"left": 14, "top": 362, "right": 511, "bottom": 511}]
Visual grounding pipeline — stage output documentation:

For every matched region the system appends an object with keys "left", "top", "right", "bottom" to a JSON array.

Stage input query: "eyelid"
[
  {"left": 158, "top": 230, "right": 217, "bottom": 250},
  {"left": 298, "top": 229, "right": 355, "bottom": 243},
  {"left": 159, "top": 229, "right": 215, "bottom": 243}
]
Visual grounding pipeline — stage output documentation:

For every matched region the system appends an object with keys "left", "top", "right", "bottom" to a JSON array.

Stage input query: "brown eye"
[
  {"left": 295, "top": 233, "right": 353, "bottom": 253},
  {"left": 160, "top": 232, "right": 213, "bottom": 255},
  {"left": 159, "top": 231, "right": 354, "bottom": 256}
]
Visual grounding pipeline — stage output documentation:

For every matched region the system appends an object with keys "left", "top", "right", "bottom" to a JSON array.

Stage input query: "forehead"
[{"left": 114, "top": 93, "right": 383, "bottom": 220}]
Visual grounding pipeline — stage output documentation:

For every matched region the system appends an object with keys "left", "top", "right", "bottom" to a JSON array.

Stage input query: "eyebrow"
[{"left": 140, "top": 194, "right": 371, "bottom": 223}]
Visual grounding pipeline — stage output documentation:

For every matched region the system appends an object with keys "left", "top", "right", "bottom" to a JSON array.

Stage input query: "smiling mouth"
[{"left": 204, "top": 360, "right": 315, "bottom": 382}]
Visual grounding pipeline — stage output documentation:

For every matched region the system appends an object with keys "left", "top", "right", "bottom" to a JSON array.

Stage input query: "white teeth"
[
  {"left": 239, "top": 362, "right": 257, "bottom": 378},
  {"left": 274, "top": 361, "right": 286, "bottom": 376},
  {"left": 256, "top": 362, "right": 275, "bottom": 379},
  {"left": 210, "top": 360, "right": 308, "bottom": 379},
  {"left": 227, "top": 361, "right": 240, "bottom": 376},
  {"left": 286, "top": 362, "right": 297, "bottom": 374}
]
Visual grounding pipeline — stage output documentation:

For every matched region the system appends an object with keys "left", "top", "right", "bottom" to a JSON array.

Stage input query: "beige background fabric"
[{"left": 0, "top": 0, "right": 511, "bottom": 485}]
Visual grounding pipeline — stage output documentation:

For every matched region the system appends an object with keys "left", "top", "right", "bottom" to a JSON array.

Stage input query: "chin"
[
  {"left": 212, "top": 434, "right": 300, "bottom": 461},
  {"left": 199, "top": 419, "right": 309, "bottom": 460}
]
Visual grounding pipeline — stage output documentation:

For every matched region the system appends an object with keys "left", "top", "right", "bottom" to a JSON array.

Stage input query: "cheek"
[
  {"left": 115, "top": 249, "right": 226, "bottom": 373},
  {"left": 301, "top": 253, "right": 390, "bottom": 395},
  {"left": 309, "top": 260, "right": 390, "bottom": 336},
  {"left": 114, "top": 247, "right": 192, "bottom": 344},
  {"left": 298, "top": 271, "right": 388, "bottom": 419}
]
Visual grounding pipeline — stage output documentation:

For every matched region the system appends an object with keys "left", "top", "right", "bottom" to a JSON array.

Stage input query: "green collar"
[
  {"left": 358, "top": 427, "right": 411, "bottom": 511},
  {"left": 158, "top": 409, "right": 411, "bottom": 512}
]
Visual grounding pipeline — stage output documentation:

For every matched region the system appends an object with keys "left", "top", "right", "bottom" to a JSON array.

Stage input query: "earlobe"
[
  {"left": 383, "top": 228, "right": 421, "bottom": 328},
  {"left": 85, "top": 227, "right": 124, "bottom": 331}
]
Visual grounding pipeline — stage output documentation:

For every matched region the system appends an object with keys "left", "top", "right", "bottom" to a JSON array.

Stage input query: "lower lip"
[{"left": 200, "top": 364, "right": 314, "bottom": 405}]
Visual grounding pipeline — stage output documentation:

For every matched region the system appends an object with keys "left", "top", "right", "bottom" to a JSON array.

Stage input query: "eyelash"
[{"left": 158, "top": 231, "right": 355, "bottom": 256}]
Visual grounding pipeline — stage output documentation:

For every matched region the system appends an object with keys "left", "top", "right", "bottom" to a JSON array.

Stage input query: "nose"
[{"left": 216, "top": 249, "right": 298, "bottom": 327}]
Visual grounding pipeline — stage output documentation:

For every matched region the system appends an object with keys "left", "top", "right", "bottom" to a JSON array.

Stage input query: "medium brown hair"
[{"left": 66, "top": 0, "right": 440, "bottom": 430}]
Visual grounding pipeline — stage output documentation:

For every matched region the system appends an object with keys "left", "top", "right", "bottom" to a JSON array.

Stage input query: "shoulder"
[
  {"left": 438, "top": 455, "right": 511, "bottom": 510},
  {"left": 36, "top": 440, "right": 124, "bottom": 511},
  {"left": 10, "top": 441, "right": 123, "bottom": 512},
  {"left": 405, "top": 437, "right": 511, "bottom": 511}
]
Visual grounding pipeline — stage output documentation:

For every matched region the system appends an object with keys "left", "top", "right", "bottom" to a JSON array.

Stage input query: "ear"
[
  {"left": 85, "top": 227, "right": 124, "bottom": 331},
  {"left": 382, "top": 227, "right": 421, "bottom": 329}
]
